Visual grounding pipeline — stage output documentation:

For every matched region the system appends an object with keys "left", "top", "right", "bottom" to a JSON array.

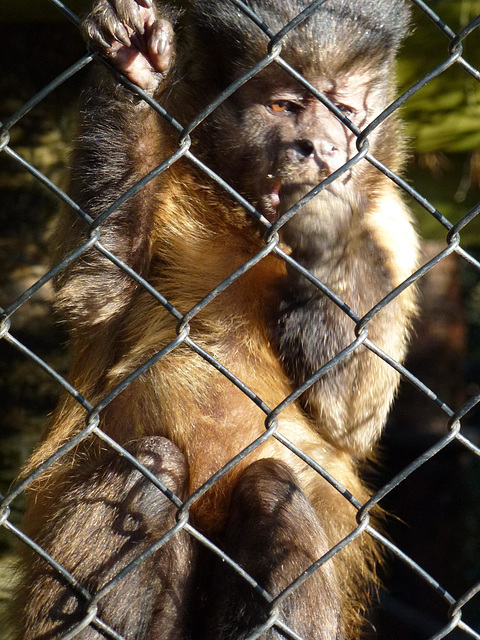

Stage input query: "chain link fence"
[{"left": 1, "top": 0, "right": 480, "bottom": 638}]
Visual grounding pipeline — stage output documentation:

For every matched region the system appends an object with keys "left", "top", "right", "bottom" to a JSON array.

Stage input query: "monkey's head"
[{"left": 182, "top": 0, "right": 410, "bottom": 258}]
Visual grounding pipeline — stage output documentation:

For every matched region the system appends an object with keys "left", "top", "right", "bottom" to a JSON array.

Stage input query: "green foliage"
[{"left": 399, "top": 0, "right": 480, "bottom": 153}]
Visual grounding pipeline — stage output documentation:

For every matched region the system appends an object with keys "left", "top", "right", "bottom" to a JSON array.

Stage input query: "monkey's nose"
[
  {"left": 292, "top": 139, "right": 340, "bottom": 172},
  {"left": 293, "top": 139, "right": 315, "bottom": 158}
]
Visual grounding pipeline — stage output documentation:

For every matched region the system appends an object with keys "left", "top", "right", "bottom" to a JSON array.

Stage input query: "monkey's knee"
[
  {"left": 16, "top": 437, "right": 192, "bottom": 640},
  {"left": 208, "top": 459, "right": 343, "bottom": 639},
  {"left": 92, "top": 436, "right": 188, "bottom": 544},
  {"left": 227, "top": 458, "right": 337, "bottom": 573},
  {"left": 119, "top": 436, "right": 189, "bottom": 510},
  {"left": 231, "top": 458, "right": 304, "bottom": 516}
]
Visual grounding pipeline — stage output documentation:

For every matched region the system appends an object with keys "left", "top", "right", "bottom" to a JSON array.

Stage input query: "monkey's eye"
[
  {"left": 334, "top": 103, "right": 357, "bottom": 119},
  {"left": 268, "top": 100, "right": 301, "bottom": 115}
]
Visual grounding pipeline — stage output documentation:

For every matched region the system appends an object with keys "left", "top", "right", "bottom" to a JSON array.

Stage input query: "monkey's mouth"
[
  {"left": 259, "top": 176, "right": 282, "bottom": 223},
  {"left": 259, "top": 179, "right": 318, "bottom": 224},
  {"left": 260, "top": 174, "right": 348, "bottom": 224},
  {"left": 260, "top": 173, "right": 353, "bottom": 225}
]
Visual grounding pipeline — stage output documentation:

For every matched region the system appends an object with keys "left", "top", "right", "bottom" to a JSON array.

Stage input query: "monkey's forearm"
[
  {"left": 52, "top": 80, "right": 163, "bottom": 329},
  {"left": 274, "top": 193, "right": 417, "bottom": 456},
  {"left": 52, "top": 0, "right": 176, "bottom": 330}
]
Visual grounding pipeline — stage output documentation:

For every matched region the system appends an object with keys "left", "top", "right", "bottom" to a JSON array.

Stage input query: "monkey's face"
[{"left": 201, "top": 63, "right": 395, "bottom": 247}]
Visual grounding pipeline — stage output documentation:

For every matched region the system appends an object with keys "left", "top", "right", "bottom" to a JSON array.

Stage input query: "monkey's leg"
[
  {"left": 17, "top": 437, "right": 195, "bottom": 640},
  {"left": 206, "top": 459, "right": 343, "bottom": 640}
]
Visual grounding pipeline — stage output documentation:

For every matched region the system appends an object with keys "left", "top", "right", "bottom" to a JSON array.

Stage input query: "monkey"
[{"left": 11, "top": 0, "right": 419, "bottom": 638}]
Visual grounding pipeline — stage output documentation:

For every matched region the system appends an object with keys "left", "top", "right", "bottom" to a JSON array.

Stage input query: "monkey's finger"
[
  {"left": 116, "top": 0, "right": 146, "bottom": 36},
  {"left": 85, "top": 20, "right": 131, "bottom": 51},
  {"left": 84, "top": 2, "right": 132, "bottom": 50},
  {"left": 147, "top": 20, "right": 174, "bottom": 75}
]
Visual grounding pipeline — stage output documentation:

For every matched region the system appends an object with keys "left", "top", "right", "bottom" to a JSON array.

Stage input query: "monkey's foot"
[{"left": 83, "top": 0, "right": 174, "bottom": 92}]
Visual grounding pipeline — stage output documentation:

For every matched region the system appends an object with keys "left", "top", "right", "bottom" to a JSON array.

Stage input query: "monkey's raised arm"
[{"left": 54, "top": 0, "right": 177, "bottom": 329}]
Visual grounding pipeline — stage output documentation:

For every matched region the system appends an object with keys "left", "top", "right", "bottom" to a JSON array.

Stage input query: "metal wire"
[{"left": 1, "top": 0, "right": 479, "bottom": 639}]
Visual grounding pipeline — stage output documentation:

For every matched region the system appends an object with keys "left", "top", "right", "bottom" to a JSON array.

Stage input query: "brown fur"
[{"left": 13, "top": 1, "right": 418, "bottom": 639}]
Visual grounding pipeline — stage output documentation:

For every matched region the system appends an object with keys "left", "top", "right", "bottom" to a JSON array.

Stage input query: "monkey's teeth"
[
  {"left": 268, "top": 178, "right": 282, "bottom": 207},
  {"left": 270, "top": 189, "right": 280, "bottom": 209},
  {"left": 260, "top": 179, "right": 281, "bottom": 223}
]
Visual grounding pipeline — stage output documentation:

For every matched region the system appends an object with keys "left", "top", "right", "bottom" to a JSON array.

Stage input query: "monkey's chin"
[
  {"left": 257, "top": 176, "right": 351, "bottom": 225},
  {"left": 277, "top": 184, "right": 357, "bottom": 265}
]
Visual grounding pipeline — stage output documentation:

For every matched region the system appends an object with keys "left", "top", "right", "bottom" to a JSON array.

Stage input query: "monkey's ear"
[{"left": 83, "top": 0, "right": 176, "bottom": 92}]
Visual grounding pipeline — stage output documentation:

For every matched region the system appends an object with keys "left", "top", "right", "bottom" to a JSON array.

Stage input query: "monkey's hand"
[{"left": 83, "top": 0, "right": 174, "bottom": 92}]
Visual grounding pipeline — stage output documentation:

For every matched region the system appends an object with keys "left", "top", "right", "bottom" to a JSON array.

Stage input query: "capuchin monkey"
[{"left": 12, "top": 1, "right": 419, "bottom": 639}]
